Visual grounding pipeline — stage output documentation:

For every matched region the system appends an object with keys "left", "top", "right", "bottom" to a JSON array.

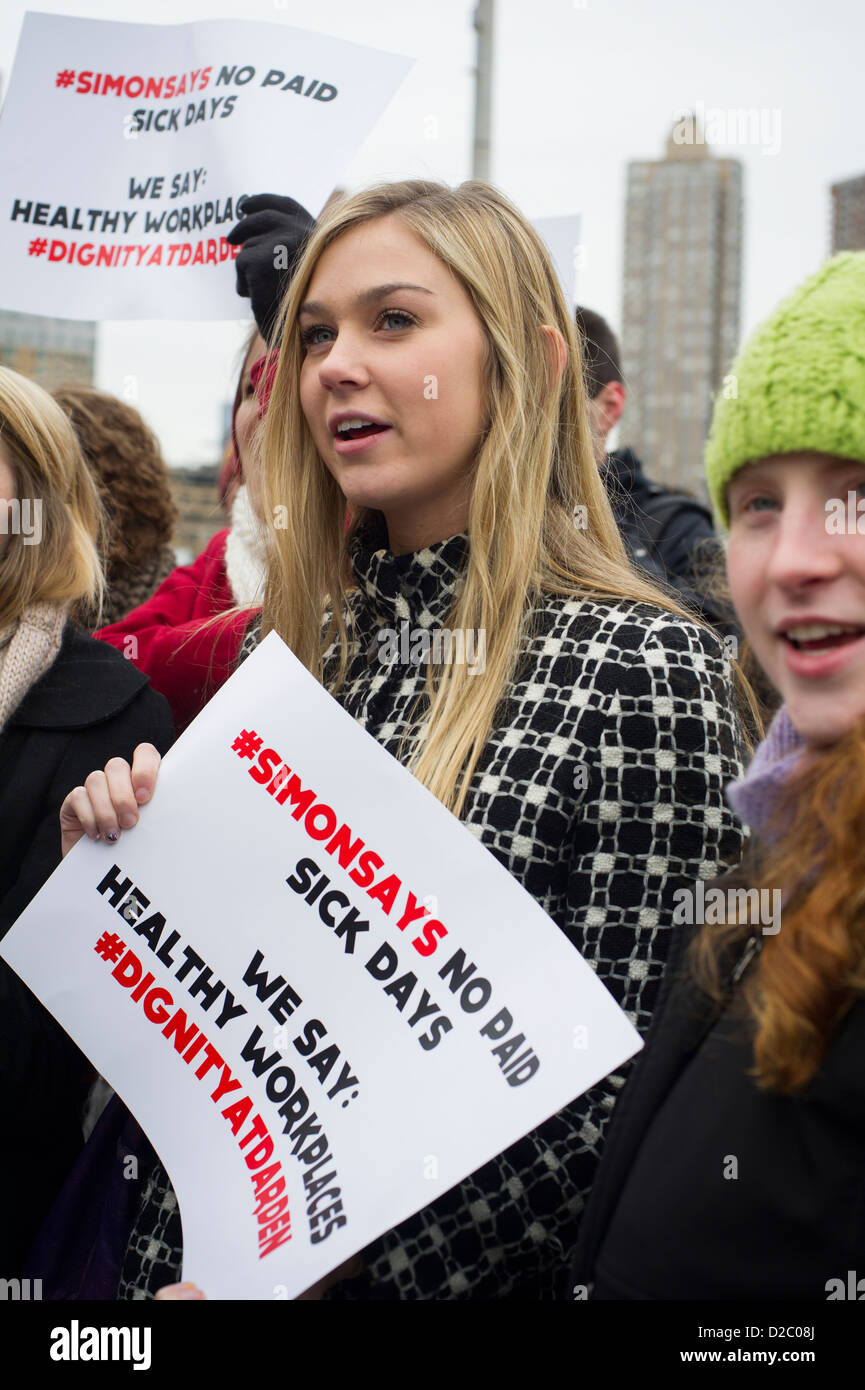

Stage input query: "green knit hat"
[{"left": 704, "top": 251, "right": 865, "bottom": 528}]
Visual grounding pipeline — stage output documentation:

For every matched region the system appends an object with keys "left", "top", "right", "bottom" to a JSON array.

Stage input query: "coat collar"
[
  {"left": 348, "top": 517, "right": 469, "bottom": 629},
  {"left": 603, "top": 447, "right": 649, "bottom": 498},
  {"left": 9, "top": 622, "right": 151, "bottom": 731}
]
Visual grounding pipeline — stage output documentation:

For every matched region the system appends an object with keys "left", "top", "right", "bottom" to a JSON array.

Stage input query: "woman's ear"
[{"left": 540, "top": 324, "right": 568, "bottom": 383}]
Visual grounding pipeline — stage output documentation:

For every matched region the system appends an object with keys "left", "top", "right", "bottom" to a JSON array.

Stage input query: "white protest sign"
[
  {"left": 0, "top": 632, "right": 641, "bottom": 1299},
  {"left": 533, "top": 215, "right": 582, "bottom": 308},
  {"left": 0, "top": 13, "right": 413, "bottom": 320}
]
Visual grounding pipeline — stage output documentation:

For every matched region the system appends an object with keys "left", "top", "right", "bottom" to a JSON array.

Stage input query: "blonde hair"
[
  {"left": 0, "top": 365, "right": 104, "bottom": 629},
  {"left": 260, "top": 180, "right": 718, "bottom": 815}
]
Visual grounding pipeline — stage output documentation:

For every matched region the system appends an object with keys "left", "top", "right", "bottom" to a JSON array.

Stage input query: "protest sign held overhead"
[
  {"left": 0, "top": 633, "right": 642, "bottom": 1300},
  {"left": 0, "top": 13, "right": 414, "bottom": 319}
]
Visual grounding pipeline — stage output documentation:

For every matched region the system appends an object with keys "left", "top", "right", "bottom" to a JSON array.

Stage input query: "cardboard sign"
[
  {"left": 0, "top": 632, "right": 641, "bottom": 1299},
  {"left": 0, "top": 13, "right": 413, "bottom": 319}
]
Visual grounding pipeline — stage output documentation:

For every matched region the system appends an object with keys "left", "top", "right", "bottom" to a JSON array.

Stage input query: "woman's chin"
[{"left": 783, "top": 692, "right": 865, "bottom": 747}]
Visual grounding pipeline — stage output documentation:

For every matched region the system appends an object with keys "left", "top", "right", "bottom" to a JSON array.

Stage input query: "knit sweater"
[{"left": 118, "top": 526, "right": 746, "bottom": 1301}]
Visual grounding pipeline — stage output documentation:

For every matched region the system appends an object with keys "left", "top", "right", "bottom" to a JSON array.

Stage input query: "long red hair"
[{"left": 691, "top": 721, "right": 865, "bottom": 1092}]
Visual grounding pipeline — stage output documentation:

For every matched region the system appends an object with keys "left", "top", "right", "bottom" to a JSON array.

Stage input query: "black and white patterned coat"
[{"left": 120, "top": 528, "right": 745, "bottom": 1301}]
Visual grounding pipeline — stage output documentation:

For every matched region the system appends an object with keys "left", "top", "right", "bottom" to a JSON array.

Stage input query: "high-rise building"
[
  {"left": 621, "top": 118, "right": 743, "bottom": 498},
  {"left": 831, "top": 173, "right": 865, "bottom": 253},
  {"left": 0, "top": 309, "right": 96, "bottom": 391}
]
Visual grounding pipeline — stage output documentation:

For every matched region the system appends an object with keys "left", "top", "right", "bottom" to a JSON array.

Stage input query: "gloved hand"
[{"left": 227, "top": 193, "right": 315, "bottom": 343}]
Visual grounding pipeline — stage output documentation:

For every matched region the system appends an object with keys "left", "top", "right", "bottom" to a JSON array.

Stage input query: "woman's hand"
[
  {"left": 155, "top": 1282, "right": 205, "bottom": 1301},
  {"left": 59, "top": 742, "right": 162, "bottom": 858}
]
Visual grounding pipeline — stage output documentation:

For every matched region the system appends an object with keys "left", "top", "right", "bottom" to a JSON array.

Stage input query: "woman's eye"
[
  {"left": 377, "top": 309, "right": 415, "bottom": 331},
  {"left": 728, "top": 492, "right": 778, "bottom": 524},
  {"left": 300, "top": 324, "right": 335, "bottom": 348}
]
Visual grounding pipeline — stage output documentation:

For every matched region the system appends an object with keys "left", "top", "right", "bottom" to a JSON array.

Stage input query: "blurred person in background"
[
  {"left": 94, "top": 327, "right": 268, "bottom": 733},
  {"left": 94, "top": 194, "right": 315, "bottom": 734},
  {"left": 53, "top": 385, "right": 178, "bottom": 628},
  {"left": 576, "top": 306, "right": 736, "bottom": 638}
]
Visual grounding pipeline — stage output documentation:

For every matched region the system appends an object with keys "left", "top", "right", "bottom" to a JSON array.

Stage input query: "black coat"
[
  {"left": 0, "top": 622, "right": 174, "bottom": 1269},
  {"left": 570, "top": 925, "right": 865, "bottom": 1300},
  {"left": 604, "top": 448, "right": 738, "bottom": 639}
]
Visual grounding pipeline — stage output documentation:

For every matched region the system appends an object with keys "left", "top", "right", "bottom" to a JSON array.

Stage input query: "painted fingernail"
[{"left": 105, "top": 830, "right": 119, "bottom": 843}]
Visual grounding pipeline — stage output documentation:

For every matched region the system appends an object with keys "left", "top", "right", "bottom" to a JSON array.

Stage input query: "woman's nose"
[
  {"left": 766, "top": 502, "right": 844, "bottom": 591},
  {"left": 316, "top": 331, "right": 371, "bottom": 390}
]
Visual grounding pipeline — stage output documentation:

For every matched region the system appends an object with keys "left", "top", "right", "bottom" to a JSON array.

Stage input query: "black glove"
[{"left": 227, "top": 193, "right": 315, "bottom": 343}]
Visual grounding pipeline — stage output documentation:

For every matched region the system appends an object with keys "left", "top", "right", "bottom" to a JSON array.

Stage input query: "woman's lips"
[
  {"left": 332, "top": 425, "right": 392, "bottom": 455},
  {"left": 781, "top": 629, "right": 865, "bottom": 679}
]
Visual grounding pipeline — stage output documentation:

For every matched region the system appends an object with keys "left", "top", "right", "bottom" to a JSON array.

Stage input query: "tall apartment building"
[
  {"left": 831, "top": 173, "right": 865, "bottom": 253},
  {"left": 0, "top": 310, "right": 96, "bottom": 391},
  {"left": 621, "top": 119, "right": 743, "bottom": 498}
]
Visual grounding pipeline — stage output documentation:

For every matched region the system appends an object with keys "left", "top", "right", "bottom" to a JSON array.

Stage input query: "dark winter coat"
[
  {"left": 0, "top": 622, "right": 174, "bottom": 1269},
  {"left": 570, "top": 924, "right": 865, "bottom": 1300},
  {"left": 603, "top": 448, "right": 736, "bottom": 638}
]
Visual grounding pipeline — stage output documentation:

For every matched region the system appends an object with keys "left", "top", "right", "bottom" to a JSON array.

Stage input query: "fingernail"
[
  {"left": 119, "top": 812, "right": 137, "bottom": 829},
  {"left": 136, "top": 788, "right": 150, "bottom": 804},
  {"left": 105, "top": 830, "right": 119, "bottom": 843}
]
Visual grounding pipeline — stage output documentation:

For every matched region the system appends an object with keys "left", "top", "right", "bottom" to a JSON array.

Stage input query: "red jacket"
[{"left": 96, "top": 529, "right": 255, "bottom": 734}]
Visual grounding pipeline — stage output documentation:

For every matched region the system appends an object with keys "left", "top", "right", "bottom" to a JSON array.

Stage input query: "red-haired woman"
[{"left": 572, "top": 253, "right": 865, "bottom": 1301}]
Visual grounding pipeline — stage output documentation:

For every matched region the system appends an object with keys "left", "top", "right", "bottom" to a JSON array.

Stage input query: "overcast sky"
[{"left": 1, "top": 0, "right": 861, "bottom": 466}]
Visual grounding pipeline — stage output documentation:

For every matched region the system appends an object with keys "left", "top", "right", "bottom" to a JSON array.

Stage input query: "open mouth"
[
  {"left": 782, "top": 624, "right": 865, "bottom": 653},
  {"left": 333, "top": 417, "right": 390, "bottom": 442}
]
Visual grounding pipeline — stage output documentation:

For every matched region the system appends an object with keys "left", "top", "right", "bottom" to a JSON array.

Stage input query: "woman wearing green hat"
[{"left": 570, "top": 252, "right": 865, "bottom": 1300}]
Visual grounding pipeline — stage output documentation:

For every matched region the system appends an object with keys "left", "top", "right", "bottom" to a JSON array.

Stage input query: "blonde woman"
[
  {"left": 60, "top": 181, "right": 747, "bottom": 1301},
  {"left": 0, "top": 366, "right": 174, "bottom": 1272}
]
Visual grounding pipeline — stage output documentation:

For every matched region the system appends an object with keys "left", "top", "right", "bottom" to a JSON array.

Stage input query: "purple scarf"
[{"left": 726, "top": 705, "right": 807, "bottom": 836}]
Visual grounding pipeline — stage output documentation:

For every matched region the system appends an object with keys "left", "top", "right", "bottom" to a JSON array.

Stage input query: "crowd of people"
[{"left": 0, "top": 176, "right": 863, "bottom": 1303}]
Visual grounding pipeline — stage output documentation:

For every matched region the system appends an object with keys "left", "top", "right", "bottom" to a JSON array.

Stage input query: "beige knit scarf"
[{"left": 0, "top": 600, "right": 67, "bottom": 733}]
